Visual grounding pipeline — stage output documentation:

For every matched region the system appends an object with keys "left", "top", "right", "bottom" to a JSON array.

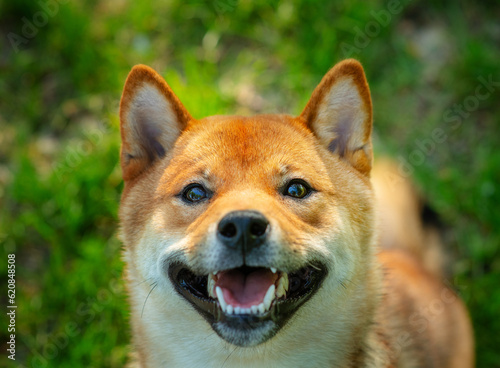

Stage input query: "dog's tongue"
[{"left": 216, "top": 268, "right": 278, "bottom": 308}]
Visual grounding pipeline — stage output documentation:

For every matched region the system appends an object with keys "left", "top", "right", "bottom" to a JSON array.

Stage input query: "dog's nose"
[{"left": 217, "top": 210, "right": 269, "bottom": 252}]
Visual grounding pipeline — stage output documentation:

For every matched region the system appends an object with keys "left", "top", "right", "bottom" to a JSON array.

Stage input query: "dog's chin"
[
  {"left": 213, "top": 318, "right": 276, "bottom": 347},
  {"left": 167, "top": 261, "right": 327, "bottom": 347}
]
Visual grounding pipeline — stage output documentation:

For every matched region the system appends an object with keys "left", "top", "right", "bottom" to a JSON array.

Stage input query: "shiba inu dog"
[{"left": 118, "top": 59, "right": 474, "bottom": 367}]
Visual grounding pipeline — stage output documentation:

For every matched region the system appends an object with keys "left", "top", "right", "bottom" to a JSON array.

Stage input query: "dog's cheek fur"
[{"left": 122, "top": 209, "right": 218, "bottom": 367}]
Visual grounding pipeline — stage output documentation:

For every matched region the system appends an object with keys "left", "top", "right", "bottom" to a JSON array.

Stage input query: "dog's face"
[{"left": 119, "top": 60, "right": 375, "bottom": 349}]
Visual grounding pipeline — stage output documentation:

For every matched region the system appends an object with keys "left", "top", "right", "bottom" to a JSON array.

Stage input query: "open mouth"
[{"left": 168, "top": 262, "right": 327, "bottom": 345}]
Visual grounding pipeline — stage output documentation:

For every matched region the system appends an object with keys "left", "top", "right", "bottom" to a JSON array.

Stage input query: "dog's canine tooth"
[
  {"left": 282, "top": 272, "right": 289, "bottom": 291},
  {"left": 275, "top": 273, "right": 289, "bottom": 298},
  {"left": 215, "top": 286, "right": 227, "bottom": 312},
  {"left": 263, "top": 284, "right": 275, "bottom": 311},
  {"left": 276, "top": 282, "right": 286, "bottom": 298},
  {"left": 207, "top": 276, "right": 216, "bottom": 298},
  {"left": 271, "top": 267, "right": 277, "bottom": 273}
]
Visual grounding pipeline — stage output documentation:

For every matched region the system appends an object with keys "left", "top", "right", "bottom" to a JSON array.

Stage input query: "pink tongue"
[{"left": 216, "top": 268, "right": 278, "bottom": 308}]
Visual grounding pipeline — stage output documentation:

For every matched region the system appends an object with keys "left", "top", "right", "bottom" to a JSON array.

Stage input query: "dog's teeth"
[
  {"left": 271, "top": 267, "right": 277, "bottom": 273},
  {"left": 258, "top": 303, "right": 265, "bottom": 314},
  {"left": 263, "top": 284, "right": 275, "bottom": 311},
  {"left": 215, "top": 286, "right": 227, "bottom": 312},
  {"left": 216, "top": 284, "right": 278, "bottom": 315},
  {"left": 276, "top": 282, "right": 286, "bottom": 298},
  {"left": 281, "top": 272, "right": 289, "bottom": 291},
  {"left": 276, "top": 273, "right": 289, "bottom": 298},
  {"left": 208, "top": 276, "right": 216, "bottom": 298},
  {"left": 276, "top": 272, "right": 289, "bottom": 298}
]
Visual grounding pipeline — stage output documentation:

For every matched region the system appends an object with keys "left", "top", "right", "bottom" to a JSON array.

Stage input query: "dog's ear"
[
  {"left": 300, "top": 59, "right": 373, "bottom": 176},
  {"left": 119, "top": 65, "right": 192, "bottom": 181}
]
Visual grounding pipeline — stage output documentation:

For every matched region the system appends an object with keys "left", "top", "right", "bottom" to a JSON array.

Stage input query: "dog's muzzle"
[{"left": 166, "top": 210, "right": 327, "bottom": 346}]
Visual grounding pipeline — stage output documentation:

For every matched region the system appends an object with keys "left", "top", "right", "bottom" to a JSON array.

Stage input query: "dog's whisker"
[
  {"left": 132, "top": 277, "right": 154, "bottom": 287},
  {"left": 309, "top": 263, "right": 322, "bottom": 271},
  {"left": 221, "top": 345, "right": 238, "bottom": 368},
  {"left": 203, "top": 331, "right": 218, "bottom": 341},
  {"left": 141, "top": 282, "right": 158, "bottom": 318}
]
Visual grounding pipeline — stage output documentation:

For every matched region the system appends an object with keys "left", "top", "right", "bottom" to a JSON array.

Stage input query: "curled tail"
[{"left": 371, "top": 159, "right": 448, "bottom": 279}]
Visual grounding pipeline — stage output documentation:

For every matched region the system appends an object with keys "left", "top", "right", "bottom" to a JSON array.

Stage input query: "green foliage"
[{"left": 0, "top": 0, "right": 498, "bottom": 366}]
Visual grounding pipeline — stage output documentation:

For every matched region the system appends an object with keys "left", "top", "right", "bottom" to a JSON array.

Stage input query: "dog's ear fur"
[
  {"left": 300, "top": 59, "right": 373, "bottom": 176},
  {"left": 119, "top": 65, "right": 192, "bottom": 181}
]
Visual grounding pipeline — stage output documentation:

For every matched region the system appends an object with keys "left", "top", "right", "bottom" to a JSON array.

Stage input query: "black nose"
[{"left": 217, "top": 210, "right": 269, "bottom": 252}]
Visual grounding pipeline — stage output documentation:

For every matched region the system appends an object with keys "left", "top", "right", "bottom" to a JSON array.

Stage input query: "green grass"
[{"left": 0, "top": 0, "right": 499, "bottom": 366}]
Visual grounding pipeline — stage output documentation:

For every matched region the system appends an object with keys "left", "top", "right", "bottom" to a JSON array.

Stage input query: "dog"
[{"left": 118, "top": 59, "right": 474, "bottom": 367}]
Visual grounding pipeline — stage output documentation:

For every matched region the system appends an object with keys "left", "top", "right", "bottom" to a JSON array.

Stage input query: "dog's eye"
[
  {"left": 183, "top": 185, "right": 208, "bottom": 203},
  {"left": 284, "top": 180, "right": 311, "bottom": 199}
]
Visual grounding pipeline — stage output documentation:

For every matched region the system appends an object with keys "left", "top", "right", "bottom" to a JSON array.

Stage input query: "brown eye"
[
  {"left": 285, "top": 180, "right": 311, "bottom": 199},
  {"left": 183, "top": 185, "right": 208, "bottom": 203}
]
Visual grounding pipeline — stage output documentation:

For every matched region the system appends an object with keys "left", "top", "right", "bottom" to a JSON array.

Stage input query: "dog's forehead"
[
  {"left": 182, "top": 115, "right": 314, "bottom": 161},
  {"left": 158, "top": 114, "right": 331, "bottom": 193}
]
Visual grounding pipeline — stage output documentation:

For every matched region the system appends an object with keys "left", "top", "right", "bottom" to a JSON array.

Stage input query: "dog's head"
[{"left": 119, "top": 60, "right": 375, "bottom": 348}]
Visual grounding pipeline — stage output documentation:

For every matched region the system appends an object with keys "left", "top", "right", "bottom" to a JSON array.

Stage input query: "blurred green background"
[{"left": 0, "top": 0, "right": 499, "bottom": 367}]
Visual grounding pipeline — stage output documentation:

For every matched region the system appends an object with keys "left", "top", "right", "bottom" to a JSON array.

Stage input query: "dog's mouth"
[{"left": 168, "top": 262, "right": 327, "bottom": 345}]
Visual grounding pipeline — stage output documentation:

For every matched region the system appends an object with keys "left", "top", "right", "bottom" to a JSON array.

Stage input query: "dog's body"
[{"left": 118, "top": 60, "right": 474, "bottom": 367}]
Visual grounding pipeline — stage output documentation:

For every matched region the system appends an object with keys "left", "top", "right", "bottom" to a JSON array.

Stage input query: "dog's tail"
[{"left": 371, "top": 159, "right": 448, "bottom": 278}]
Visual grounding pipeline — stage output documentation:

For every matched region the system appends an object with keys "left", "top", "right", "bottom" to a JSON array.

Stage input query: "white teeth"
[
  {"left": 215, "top": 286, "right": 227, "bottom": 311},
  {"left": 213, "top": 274, "right": 286, "bottom": 316},
  {"left": 258, "top": 303, "right": 265, "bottom": 314},
  {"left": 263, "top": 284, "right": 275, "bottom": 311},
  {"left": 271, "top": 267, "right": 277, "bottom": 273}
]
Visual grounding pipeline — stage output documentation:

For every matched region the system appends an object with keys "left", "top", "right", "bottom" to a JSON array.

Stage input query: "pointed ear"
[
  {"left": 119, "top": 65, "right": 192, "bottom": 181},
  {"left": 300, "top": 59, "right": 373, "bottom": 175}
]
